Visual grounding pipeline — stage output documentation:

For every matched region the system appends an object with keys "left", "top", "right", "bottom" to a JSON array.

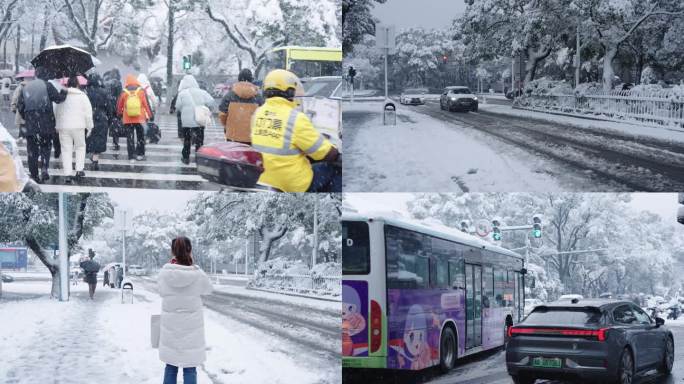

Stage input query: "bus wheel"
[{"left": 439, "top": 327, "right": 457, "bottom": 373}]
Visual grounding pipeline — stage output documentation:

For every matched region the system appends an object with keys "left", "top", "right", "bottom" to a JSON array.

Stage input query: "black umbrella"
[{"left": 31, "top": 44, "right": 99, "bottom": 79}]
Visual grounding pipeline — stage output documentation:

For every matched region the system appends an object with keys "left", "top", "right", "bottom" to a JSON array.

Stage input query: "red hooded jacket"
[{"left": 116, "top": 74, "right": 153, "bottom": 125}]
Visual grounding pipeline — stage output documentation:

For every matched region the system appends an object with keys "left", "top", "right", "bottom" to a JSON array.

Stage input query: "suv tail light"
[
  {"left": 370, "top": 299, "right": 382, "bottom": 352},
  {"left": 508, "top": 327, "right": 609, "bottom": 342}
]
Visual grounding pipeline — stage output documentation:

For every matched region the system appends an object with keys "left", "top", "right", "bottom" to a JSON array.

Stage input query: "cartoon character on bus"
[
  {"left": 342, "top": 283, "right": 367, "bottom": 356},
  {"left": 396, "top": 304, "right": 433, "bottom": 370}
]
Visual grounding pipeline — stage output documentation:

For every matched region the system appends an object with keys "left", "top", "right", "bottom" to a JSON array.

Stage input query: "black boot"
[
  {"left": 91, "top": 161, "right": 99, "bottom": 171},
  {"left": 40, "top": 170, "right": 50, "bottom": 182}
]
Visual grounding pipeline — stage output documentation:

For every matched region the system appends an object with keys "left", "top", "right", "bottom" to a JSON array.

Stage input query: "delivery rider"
[{"left": 250, "top": 69, "right": 341, "bottom": 192}]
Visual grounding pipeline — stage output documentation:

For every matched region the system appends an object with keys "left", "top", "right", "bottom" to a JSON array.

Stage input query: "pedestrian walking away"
[
  {"left": 11, "top": 72, "right": 34, "bottom": 144},
  {"left": 85, "top": 73, "right": 113, "bottom": 171},
  {"left": 16, "top": 67, "right": 68, "bottom": 183},
  {"left": 218, "top": 68, "right": 263, "bottom": 143},
  {"left": 116, "top": 74, "right": 153, "bottom": 162},
  {"left": 157, "top": 236, "right": 213, "bottom": 384},
  {"left": 80, "top": 249, "right": 101, "bottom": 300},
  {"left": 1, "top": 76, "right": 12, "bottom": 105},
  {"left": 54, "top": 76, "right": 94, "bottom": 183},
  {"left": 104, "top": 69, "right": 124, "bottom": 151},
  {"left": 174, "top": 75, "right": 215, "bottom": 164}
]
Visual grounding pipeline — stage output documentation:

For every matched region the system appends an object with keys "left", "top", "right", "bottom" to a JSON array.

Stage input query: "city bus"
[
  {"left": 269, "top": 46, "right": 342, "bottom": 78},
  {"left": 342, "top": 213, "right": 526, "bottom": 372}
]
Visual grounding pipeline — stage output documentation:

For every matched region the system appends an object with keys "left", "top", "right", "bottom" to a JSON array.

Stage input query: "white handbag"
[
  {"left": 151, "top": 314, "right": 160, "bottom": 348},
  {"left": 190, "top": 92, "right": 212, "bottom": 127}
]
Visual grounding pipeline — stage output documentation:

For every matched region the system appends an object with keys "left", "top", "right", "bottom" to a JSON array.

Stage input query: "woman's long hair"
[{"left": 171, "top": 236, "right": 193, "bottom": 266}]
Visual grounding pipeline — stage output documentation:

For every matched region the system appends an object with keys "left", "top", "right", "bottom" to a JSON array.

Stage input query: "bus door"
[{"left": 465, "top": 263, "right": 482, "bottom": 349}]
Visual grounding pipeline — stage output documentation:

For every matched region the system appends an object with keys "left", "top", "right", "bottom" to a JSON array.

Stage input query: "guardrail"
[
  {"left": 515, "top": 89, "right": 684, "bottom": 127},
  {"left": 248, "top": 274, "right": 341, "bottom": 298}
]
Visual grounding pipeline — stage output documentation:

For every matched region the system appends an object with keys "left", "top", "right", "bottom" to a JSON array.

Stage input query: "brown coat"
[{"left": 218, "top": 82, "right": 263, "bottom": 143}]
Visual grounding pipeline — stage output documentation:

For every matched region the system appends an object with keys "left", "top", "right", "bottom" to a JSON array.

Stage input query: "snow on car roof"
[
  {"left": 445, "top": 86, "right": 470, "bottom": 89},
  {"left": 343, "top": 211, "right": 522, "bottom": 260}
]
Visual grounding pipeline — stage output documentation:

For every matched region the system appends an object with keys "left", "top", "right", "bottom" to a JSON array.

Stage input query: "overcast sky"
[
  {"left": 345, "top": 193, "right": 683, "bottom": 230},
  {"left": 108, "top": 190, "right": 201, "bottom": 227},
  {"left": 372, "top": 0, "right": 466, "bottom": 30}
]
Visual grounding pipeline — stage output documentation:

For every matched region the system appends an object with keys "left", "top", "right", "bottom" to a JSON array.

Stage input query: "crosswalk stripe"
[{"left": 38, "top": 168, "right": 205, "bottom": 181}]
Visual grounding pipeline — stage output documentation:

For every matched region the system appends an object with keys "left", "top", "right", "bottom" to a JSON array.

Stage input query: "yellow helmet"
[{"left": 263, "top": 69, "right": 305, "bottom": 103}]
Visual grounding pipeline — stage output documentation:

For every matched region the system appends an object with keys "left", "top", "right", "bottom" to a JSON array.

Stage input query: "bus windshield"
[{"left": 342, "top": 221, "right": 370, "bottom": 275}]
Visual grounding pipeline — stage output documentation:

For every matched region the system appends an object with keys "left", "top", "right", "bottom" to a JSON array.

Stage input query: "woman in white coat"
[
  {"left": 157, "top": 236, "right": 213, "bottom": 384},
  {"left": 54, "top": 76, "right": 94, "bottom": 182}
]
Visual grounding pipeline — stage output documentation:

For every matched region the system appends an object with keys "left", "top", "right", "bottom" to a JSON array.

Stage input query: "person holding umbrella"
[
  {"left": 103, "top": 69, "right": 124, "bottom": 151},
  {"left": 16, "top": 67, "right": 68, "bottom": 183},
  {"left": 117, "top": 74, "right": 153, "bottom": 162}
]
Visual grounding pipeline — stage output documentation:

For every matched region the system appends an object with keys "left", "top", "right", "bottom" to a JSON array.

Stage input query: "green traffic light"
[
  {"left": 533, "top": 229, "right": 542, "bottom": 238},
  {"left": 493, "top": 232, "right": 501, "bottom": 241}
]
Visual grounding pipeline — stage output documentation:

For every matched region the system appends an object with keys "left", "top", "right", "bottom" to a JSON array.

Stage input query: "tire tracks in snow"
[{"left": 415, "top": 102, "right": 684, "bottom": 191}]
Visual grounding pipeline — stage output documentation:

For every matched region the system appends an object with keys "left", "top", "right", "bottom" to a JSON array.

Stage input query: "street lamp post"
[
  {"left": 58, "top": 193, "right": 69, "bottom": 302},
  {"left": 312, "top": 198, "right": 318, "bottom": 268},
  {"left": 576, "top": 19, "right": 581, "bottom": 87}
]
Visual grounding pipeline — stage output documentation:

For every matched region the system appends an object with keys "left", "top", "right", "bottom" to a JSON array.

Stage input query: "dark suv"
[{"left": 506, "top": 299, "right": 674, "bottom": 384}]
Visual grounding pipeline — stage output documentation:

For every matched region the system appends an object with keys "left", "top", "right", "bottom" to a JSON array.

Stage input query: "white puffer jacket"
[
  {"left": 54, "top": 88, "right": 94, "bottom": 131},
  {"left": 157, "top": 263, "right": 213, "bottom": 367}
]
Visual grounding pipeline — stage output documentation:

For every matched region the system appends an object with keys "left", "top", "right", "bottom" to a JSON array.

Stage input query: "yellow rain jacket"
[{"left": 251, "top": 97, "right": 334, "bottom": 192}]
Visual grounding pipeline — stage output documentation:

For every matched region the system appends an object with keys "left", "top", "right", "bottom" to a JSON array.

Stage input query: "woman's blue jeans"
[{"left": 163, "top": 364, "right": 197, "bottom": 384}]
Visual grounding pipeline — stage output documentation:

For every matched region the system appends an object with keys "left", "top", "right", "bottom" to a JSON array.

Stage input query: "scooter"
[{"left": 196, "top": 141, "right": 341, "bottom": 192}]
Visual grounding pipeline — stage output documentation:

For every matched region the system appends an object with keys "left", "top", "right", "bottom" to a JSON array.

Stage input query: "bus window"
[
  {"left": 342, "top": 221, "right": 370, "bottom": 275},
  {"left": 483, "top": 266, "right": 493, "bottom": 309},
  {"left": 429, "top": 237, "right": 451, "bottom": 289},
  {"left": 448, "top": 259, "right": 465, "bottom": 290},
  {"left": 386, "top": 226, "right": 430, "bottom": 289},
  {"left": 494, "top": 268, "right": 506, "bottom": 308}
]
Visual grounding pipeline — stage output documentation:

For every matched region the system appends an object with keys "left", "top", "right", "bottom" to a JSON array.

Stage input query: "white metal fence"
[
  {"left": 248, "top": 274, "right": 341, "bottom": 298},
  {"left": 515, "top": 89, "right": 684, "bottom": 127}
]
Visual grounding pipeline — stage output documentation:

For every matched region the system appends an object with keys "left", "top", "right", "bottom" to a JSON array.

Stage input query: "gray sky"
[
  {"left": 345, "top": 193, "right": 683, "bottom": 230},
  {"left": 108, "top": 190, "right": 200, "bottom": 215},
  {"left": 372, "top": 0, "right": 466, "bottom": 30}
]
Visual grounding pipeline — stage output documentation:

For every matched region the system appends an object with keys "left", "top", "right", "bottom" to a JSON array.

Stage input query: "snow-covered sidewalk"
[
  {"left": 0, "top": 280, "right": 338, "bottom": 384},
  {"left": 343, "top": 101, "right": 573, "bottom": 192}
]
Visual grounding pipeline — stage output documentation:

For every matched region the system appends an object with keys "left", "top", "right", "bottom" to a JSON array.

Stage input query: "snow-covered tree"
[
  {"left": 0, "top": 193, "right": 114, "bottom": 297},
  {"left": 342, "top": 0, "right": 386, "bottom": 54}
]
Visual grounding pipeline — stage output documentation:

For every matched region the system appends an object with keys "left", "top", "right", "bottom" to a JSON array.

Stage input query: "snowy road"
[
  {"left": 342, "top": 101, "right": 619, "bottom": 192},
  {"left": 0, "top": 277, "right": 340, "bottom": 384},
  {"left": 413, "top": 100, "right": 684, "bottom": 191},
  {"left": 342, "top": 99, "right": 684, "bottom": 192},
  {"left": 344, "top": 322, "right": 684, "bottom": 384},
  {"left": 1, "top": 107, "right": 224, "bottom": 192}
]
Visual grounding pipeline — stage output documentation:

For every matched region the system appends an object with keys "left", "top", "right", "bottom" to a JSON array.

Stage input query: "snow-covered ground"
[
  {"left": 343, "top": 101, "right": 592, "bottom": 192},
  {"left": 0, "top": 279, "right": 339, "bottom": 384}
]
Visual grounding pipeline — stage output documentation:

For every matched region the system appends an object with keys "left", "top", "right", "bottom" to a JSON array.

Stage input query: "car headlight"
[
  {"left": 473, "top": 97, "right": 478, "bottom": 101},
  {"left": 450, "top": 97, "right": 457, "bottom": 101}
]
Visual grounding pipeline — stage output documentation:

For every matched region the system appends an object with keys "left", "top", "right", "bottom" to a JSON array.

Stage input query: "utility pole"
[
  {"left": 245, "top": 237, "right": 249, "bottom": 275},
  {"left": 575, "top": 19, "right": 581, "bottom": 87},
  {"left": 58, "top": 193, "right": 68, "bottom": 302},
  {"left": 121, "top": 210, "right": 127, "bottom": 282},
  {"left": 312, "top": 198, "right": 319, "bottom": 268}
]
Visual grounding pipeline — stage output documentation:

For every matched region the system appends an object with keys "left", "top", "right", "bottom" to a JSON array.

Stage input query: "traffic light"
[
  {"left": 492, "top": 218, "right": 502, "bottom": 241},
  {"left": 532, "top": 214, "right": 543, "bottom": 238},
  {"left": 459, "top": 220, "right": 470, "bottom": 233},
  {"left": 182, "top": 55, "right": 192, "bottom": 70},
  {"left": 678, "top": 193, "right": 684, "bottom": 225},
  {"left": 442, "top": 55, "right": 448, "bottom": 64}
]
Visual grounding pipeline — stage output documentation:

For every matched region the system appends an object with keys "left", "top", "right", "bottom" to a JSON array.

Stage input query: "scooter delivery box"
[{"left": 196, "top": 142, "right": 263, "bottom": 188}]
